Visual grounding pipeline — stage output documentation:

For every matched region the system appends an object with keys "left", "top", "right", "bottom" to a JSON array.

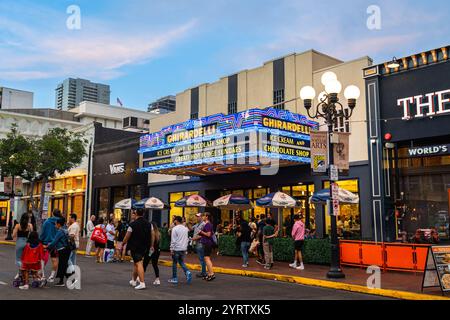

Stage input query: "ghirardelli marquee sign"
[{"left": 397, "top": 89, "right": 450, "bottom": 120}]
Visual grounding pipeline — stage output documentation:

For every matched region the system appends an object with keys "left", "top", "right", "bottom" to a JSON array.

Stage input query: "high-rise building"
[
  {"left": 0, "top": 87, "right": 33, "bottom": 110},
  {"left": 148, "top": 95, "right": 176, "bottom": 114},
  {"left": 55, "top": 78, "right": 110, "bottom": 110}
]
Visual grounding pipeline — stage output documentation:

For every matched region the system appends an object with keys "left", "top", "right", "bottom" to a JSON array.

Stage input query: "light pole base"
[{"left": 327, "top": 269, "right": 346, "bottom": 279}]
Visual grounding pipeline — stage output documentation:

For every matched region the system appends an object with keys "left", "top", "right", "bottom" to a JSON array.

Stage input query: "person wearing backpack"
[{"left": 198, "top": 212, "right": 216, "bottom": 281}]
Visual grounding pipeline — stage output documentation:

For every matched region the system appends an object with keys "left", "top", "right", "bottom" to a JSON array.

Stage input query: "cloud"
[{"left": 0, "top": 9, "right": 196, "bottom": 81}]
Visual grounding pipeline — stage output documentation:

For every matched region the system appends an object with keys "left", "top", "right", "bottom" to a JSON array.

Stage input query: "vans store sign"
[
  {"left": 408, "top": 145, "right": 450, "bottom": 158},
  {"left": 110, "top": 163, "right": 125, "bottom": 175}
]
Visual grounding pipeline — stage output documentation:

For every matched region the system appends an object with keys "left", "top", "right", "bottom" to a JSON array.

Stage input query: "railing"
[{"left": 340, "top": 240, "right": 431, "bottom": 272}]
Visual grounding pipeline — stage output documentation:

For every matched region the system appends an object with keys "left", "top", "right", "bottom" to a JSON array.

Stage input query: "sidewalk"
[{"left": 1, "top": 232, "right": 446, "bottom": 300}]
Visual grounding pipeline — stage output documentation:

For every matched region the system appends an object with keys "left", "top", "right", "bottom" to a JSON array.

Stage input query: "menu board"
[{"left": 422, "top": 246, "right": 450, "bottom": 294}]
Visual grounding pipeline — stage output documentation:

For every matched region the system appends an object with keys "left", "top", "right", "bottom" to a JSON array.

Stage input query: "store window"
[
  {"left": 98, "top": 188, "right": 109, "bottom": 218},
  {"left": 169, "top": 191, "right": 199, "bottom": 226},
  {"left": 281, "top": 184, "right": 315, "bottom": 237},
  {"left": 324, "top": 179, "right": 361, "bottom": 240},
  {"left": 217, "top": 188, "right": 269, "bottom": 232}
]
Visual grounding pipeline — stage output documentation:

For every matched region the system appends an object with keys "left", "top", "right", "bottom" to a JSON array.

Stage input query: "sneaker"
[
  {"left": 186, "top": 271, "right": 192, "bottom": 284},
  {"left": 264, "top": 265, "right": 271, "bottom": 270},
  {"left": 289, "top": 262, "right": 297, "bottom": 269},
  {"left": 47, "top": 273, "right": 55, "bottom": 283},
  {"left": 19, "top": 284, "right": 29, "bottom": 290},
  {"left": 256, "top": 259, "right": 265, "bottom": 266},
  {"left": 196, "top": 273, "right": 207, "bottom": 278},
  {"left": 129, "top": 279, "right": 138, "bottom": 287},
  {"left": 168, "top": 278, "right": 178, "bottom": 284},
  {"left": 206, "top": 274, "right": 216, "bottom": 282},
  {"left": 296, "top": 263, "right": 305, "bottom": 270},
  {"left": 135, "top": 282, "right": 146, "bottom": 290},
  {"left": 153, "top": 279, "right": 161, "bottom": 286},
  {"left": 242, "top": 264, "right": 249, "bottom": 268}
]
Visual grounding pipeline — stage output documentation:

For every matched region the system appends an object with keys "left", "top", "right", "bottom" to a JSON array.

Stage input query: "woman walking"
[
  {"left": 199, "top": 212, "right": 216, "bottom": 281},
  {"left": 149, "top": 222, "right": 161, "bottom": 285},
  {"left": 12, "top": 214, "right": 33, "bottom": 279},
  {"left": 46, "top": 217, "right": 71, "bottom": 287}
]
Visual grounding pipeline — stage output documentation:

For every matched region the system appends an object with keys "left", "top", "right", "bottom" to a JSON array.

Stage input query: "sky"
[{"left": 0, "top": 0, "right": 449, "bottom": 110}]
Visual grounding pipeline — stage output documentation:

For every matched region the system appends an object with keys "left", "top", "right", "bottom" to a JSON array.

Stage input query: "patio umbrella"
[
  {"left": 256, "top": 192, "right": 299, "bottom": 230},
  {"left": 213, "top": 194, "right": 254, "bottom": 228},
  {"left": 133, "top": 197, "right": 169, "bottom": 222},
  {"left": 309, "top": 188, "right": 359, "bottom": 204},
  {"left": 134, "top": 197, "right": 169, "bottom": 210},
  {"left": 175, "top": 194, "right": 212, "bottom": 208},
  {"left": 114, "top": 198, "right": 137, "bottom": 210}
]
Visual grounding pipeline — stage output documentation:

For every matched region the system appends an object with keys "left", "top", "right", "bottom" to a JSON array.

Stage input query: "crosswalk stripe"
[{"left": 0, "top": 281, "right": 7, "bottom": 286}]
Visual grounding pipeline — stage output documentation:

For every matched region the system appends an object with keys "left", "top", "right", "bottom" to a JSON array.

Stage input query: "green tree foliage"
[{"left": 0, "top": 125, "right": 87, "bottom": 229}]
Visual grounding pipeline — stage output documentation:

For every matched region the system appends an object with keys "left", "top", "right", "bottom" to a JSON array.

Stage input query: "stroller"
[{"left": 13, "top": 241, "right": 49, "bottom": 289}]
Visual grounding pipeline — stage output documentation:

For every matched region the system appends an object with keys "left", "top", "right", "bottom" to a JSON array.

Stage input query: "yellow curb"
[
  {"left": 0, "top": 241, "right": 15, "bottom": 246},
  {"left": 2, "top": 242, "right": 447, "bottom": 300},
  {"left": 156, "top": 259, "right": 448, "bottom": 301}
]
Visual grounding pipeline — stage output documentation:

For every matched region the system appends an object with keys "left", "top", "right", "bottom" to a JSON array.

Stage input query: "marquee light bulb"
[
  {"left": 325, "top": 79, "right": 342, "bottom": 94},
  {"left": 344, "top": 85, "right": 361, "bottom": 100}
]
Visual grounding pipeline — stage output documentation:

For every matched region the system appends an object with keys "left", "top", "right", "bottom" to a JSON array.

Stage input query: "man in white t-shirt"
[
  {"left": 68, "top": 213, "right": 81, "bottom": 271},
  {"left": 105, "top": 218, "right": 116, "bottom": 262}
]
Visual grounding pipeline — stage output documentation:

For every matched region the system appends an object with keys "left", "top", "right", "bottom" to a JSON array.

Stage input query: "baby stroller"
[{"left": 13, "top": 241, "right": 48, "bottom": 289}]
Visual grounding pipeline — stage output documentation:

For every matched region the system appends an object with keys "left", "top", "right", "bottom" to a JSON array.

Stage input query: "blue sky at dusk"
[{"left": 0, "top": 0, "right": 449, "bottom": 110}]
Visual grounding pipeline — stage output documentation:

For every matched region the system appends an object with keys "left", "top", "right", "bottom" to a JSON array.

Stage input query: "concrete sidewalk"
[{"left": 1, "top": 233, "right": 447, "bottom": 300}]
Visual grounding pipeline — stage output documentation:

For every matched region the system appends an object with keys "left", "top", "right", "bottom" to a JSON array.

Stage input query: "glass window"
[
  {"left": 169, "top": 191, "right": 199, "bottom": 226},
  {"left": 324, "top": 179, "right": 361, "bottom": 240},
  {"left": 98, "top": 188, "right": 109, "bottom": 218}
]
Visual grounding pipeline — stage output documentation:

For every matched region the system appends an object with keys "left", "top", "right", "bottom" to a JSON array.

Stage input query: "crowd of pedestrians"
[{"left": 11, "top": 207, "right": 307, "bottom": 291}]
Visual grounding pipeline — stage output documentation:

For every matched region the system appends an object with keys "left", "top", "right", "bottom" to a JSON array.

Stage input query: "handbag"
[{"left": 90, "top": 226, "right": 107, "bottom": 244}]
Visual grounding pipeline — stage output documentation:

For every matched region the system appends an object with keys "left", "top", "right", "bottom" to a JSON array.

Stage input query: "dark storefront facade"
[
  {"left": 92, "top": 124, "right": 148, "bottom": 220},
  {"left": 139, "top": 108, "right": 373, "bottom": 240},
  {"left": 364, "top": 46, "right": 450, "bottom": 243}
]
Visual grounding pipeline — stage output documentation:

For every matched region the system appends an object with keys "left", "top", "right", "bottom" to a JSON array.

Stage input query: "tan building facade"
[{"left": 150, "top": 50, "right": 372, "bottom": 163}]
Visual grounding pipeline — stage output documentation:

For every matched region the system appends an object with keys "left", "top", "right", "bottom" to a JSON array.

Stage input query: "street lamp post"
[
  {"left": 300, "top": 72, "right": 361, "bottom": 279},
  {"left": 5, "top": 176, "right": 15, "bottom": 241}
]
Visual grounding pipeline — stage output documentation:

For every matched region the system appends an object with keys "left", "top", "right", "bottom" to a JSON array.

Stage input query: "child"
[{"left": 19, "top": 231, "right": 45, "bottom": 290}]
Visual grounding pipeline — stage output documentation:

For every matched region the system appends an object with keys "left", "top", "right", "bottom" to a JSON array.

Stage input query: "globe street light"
[{"left": 300, "top": 72, "right": 360, "bottom": 279}]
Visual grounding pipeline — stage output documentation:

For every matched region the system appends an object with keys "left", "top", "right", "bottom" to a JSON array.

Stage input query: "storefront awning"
[{"left": 138, "top": 108, "right": 318, "bottom": 177}]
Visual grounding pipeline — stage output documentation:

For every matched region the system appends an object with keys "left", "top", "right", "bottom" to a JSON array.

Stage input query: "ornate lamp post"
[
  {"left": 5, "top": 154, "right": 17, "bottom": 241},
  {"left": 300, "top": 72, "right": 360, "bottom": 279}
]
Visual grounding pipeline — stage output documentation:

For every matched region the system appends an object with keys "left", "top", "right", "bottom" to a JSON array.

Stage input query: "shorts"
[
  {"left": 106, "top": 240, "right": 115, "bottom": 250},
  {"left": 294, "top": 240, "right": 304, "bottom": 251},
  {"left": 130, "top": 251, "right": 145, "bottom": 263},
  {"left": 203, "top": 244, "right": 213, "bottom": 257},
  {"left": 50, "top": 249, "right": 58, "bottom": 258},
  {"left": 95, "top": 242, "right": 106, "bottom": 249}
]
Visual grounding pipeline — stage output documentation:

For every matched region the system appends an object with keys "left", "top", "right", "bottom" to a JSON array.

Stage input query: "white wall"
[{"left": 1, "top": 88, "right": 33, "bottom": 109}]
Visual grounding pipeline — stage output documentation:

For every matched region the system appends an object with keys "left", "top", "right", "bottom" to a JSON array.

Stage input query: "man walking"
[
  {"left": 289, "top": 213, "right": 305, "bottom": 270},
  {"left": 122, "top": 209, "right": 151, "bottom": 290},
  {"left": 168, "top": 216, "right": 192, "bottom": 285},
  {"left": 85, "top": 215, "right": 96, "bottom": 257},
  {"left": 192, "top": 213, "right": 206, "bottom": 278}
]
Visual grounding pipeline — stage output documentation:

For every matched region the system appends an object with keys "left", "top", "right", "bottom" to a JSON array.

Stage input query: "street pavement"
[{"left": 0, "top": 245, "right": 389, "bottom": 300}]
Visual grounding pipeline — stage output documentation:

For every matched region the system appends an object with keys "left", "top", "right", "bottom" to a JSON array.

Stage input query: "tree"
[
  {"left": 35, "top": 128, "right": 87, "bottom": 228},
  {"left": 0, "top": 125, "right": 87, "bottom": 230}
]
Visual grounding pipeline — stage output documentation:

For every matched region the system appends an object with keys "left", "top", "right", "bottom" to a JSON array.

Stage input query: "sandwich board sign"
[{"left": 421, "top": 246, "right": 450, "bottom": 295}]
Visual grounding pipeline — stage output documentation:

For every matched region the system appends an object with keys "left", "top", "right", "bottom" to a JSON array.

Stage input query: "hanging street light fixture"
[{"left": 300, "top": 72, "right": 361, "bottom": 279}]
